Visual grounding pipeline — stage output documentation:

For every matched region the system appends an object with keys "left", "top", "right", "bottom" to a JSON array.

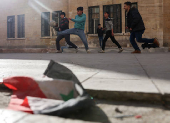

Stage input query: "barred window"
[
  {"left": 125, "top": 2, "right": 138, "bottom": 32},
  {"left": 52, "top": 11, "right": 62, "bottom": 28},
  {"left": 41, "top": 12, "right": 50, "bottom": 37},
  {"left": 88, "top": 6, "right": 100, "bottom": 34},
  {"left": 103, "top": 4, "right": 122, "bottom": 33},
  {"left": 17, "top": 14, "right": 25, "bottom": 38},
  {"left": 7, "top": 16, "right": 15, "bottom": 38}
]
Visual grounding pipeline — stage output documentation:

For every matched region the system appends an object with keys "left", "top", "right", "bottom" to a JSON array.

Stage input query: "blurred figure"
[
  {"left": 57, "top": 7, "right": 90, "bottom": 53},
  {"left": 99, "top": 12, "right": 123, "bottom": 53},
  {"left": 124, "top": 1, "right": 159, "bottom": 53},
  {"left": 55, "top": 12, "right": 78, "bottom": 53},
  {"left": 97, "top": 24, "right": 105, "bottom": 49}
]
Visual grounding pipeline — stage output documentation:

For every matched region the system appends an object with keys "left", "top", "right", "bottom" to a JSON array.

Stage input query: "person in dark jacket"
[
  {"left": 124, "top": 2, "right": 160, "bottom": 53},
  {"left": 97, "top": 24, "right": 104, "bottom": 48},
  {"left": 55, "top": 12, "right": 78, "bottom": 53}
]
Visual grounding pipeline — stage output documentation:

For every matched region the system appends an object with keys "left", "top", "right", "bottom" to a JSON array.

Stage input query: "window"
[
  {"left": 52, "top": 11, "right": 62, "bottom": 28},
  {"left": 41, "top": 12, "right": 50, "bottom": 37},
  {"left": 125, "top": 2, "right": 138, "bottom": 32},
  {"left": 103, "top": 4, "right": 122, "bottom": 33},
  {"left": 17, "top": 14, "right": 25, "bottom": 38},
  {"left": 52, "top": 11, "right": 62, "bottom": 36},
  {"left": 7, "top": 16, "right": 15, "bottom": 38},
  {"left": 88, "top": 6, "right": 100, "bottom": 34}
]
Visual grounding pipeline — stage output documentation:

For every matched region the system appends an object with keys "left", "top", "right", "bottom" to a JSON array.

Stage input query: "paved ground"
[
  {"left": 1, "top": 98, "right": 170, "bottom": 123},
  {"left": 0, "top": 49, "right": 170, "bottom": 122},
  {"left": 0, "top": 49, "right": 170, "bottom": 96}
]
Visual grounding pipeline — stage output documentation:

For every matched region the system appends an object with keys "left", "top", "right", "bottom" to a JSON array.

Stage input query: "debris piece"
[
  {"left": 115, "top": 107, "right": 123, "bottom": 113},
  {"left": 135, "top": 115, "right": 142, "bottom": 119}
]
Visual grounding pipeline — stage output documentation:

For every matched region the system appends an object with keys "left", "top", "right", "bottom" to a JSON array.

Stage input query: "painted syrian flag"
[{"left": 1, "top": 60, "right": 94, "bottom": 116}]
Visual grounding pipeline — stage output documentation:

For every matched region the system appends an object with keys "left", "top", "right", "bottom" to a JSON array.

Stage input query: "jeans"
[
  {"left": 98, "top": 36, "right": 103, "bottom": 47},
  {"left": 56, "top": 34, "right": 77, "bottom": 51},
  {"left": 58, "top": 28, "right": 89, "bottom": 50},
  {"left": 102, "top": 30, "right": 122, "bottom": 50},
  {"left": 130, "top": 30, "right": 154, "bottom": 51}
]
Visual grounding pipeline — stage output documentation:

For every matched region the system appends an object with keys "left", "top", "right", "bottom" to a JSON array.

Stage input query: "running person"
[
  {"left": 124, "top": 2, "right": 159, "bottom": 53},
  {"left": 99, "top": 12, "right": 123, "bottom": 53}
]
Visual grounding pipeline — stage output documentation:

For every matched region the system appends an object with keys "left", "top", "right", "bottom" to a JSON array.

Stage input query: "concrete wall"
[
  {"left": 163, "top": 0, "right": 170, "bottom": 47},
  {"left": 0, "top": 0, "right": 68, "bottom": 48},
  {"left": 0, "top": 0, "right": 169, "bottom": 49}
]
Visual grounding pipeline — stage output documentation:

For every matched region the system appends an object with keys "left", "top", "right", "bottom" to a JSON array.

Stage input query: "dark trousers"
[
  {"left": 102, "top": 30, "right": 122, "bottom": 50},
  {"left": 56, "top": 34, "right": 77, "bottom": 51},
  {"left": 98, "top": 36, "right": 103, "bottom": 47},
  {"left": 57, "top": 28, "right": 89, "bottom": 50},
  {"left": 130, "top": 30, "right": 154, "bottom": 51}
]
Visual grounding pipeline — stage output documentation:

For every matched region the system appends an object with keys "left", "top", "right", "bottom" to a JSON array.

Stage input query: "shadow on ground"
[
  {"left": 63, "top": 106, "right": 111, "bottom": 123},
  {"left": 0, "top": 52, "right": 170, "bottom": 81}
]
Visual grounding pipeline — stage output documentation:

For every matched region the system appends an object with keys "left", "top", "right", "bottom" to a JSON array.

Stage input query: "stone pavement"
[
  {"left": 0, "top": 49, "right": 170, "bottom": 103},
  {"left": 1, "top": 100, "right": 170, "bottom": 123},
  {"left": 0, "top": 109, "right": 98, "bottom": 123},
  {"left": 0, "top": 49, "right": 170, "bottom": 123}
]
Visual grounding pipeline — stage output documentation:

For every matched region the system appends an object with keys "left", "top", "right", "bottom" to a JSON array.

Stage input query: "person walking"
[{"left": 99, "top": 12, "right": 123, "bottom": 53}]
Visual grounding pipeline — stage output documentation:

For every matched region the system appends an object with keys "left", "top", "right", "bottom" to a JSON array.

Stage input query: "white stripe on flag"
[
  {"left": 36, "top": 79, "right": 79, "bottom": 100},
  {"left": 27, "top": 96, "right": 64, "bottom": 114}
]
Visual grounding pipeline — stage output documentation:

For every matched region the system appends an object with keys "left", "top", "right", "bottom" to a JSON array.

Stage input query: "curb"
[
  {"left": 1, "top": 83, "right": 170, "bottom": 105},
  {"left": 63, "top": 47, "right": 169, "bottom": 53},
  {"left": 86, "top": 89, "right": 170, "bottom": 104},
  {"left": 0, "top": 47, "right": 169, "bottom": 53}
]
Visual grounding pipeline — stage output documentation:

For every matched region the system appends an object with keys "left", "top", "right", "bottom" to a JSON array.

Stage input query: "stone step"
[
  {"left": 0, "top": 47, "right": 169, "bottom": 53},
  {"left": 85, "top": 89, "right": 170, "bottom": 104},
  {"left": 62, "top": 47, "right": 169, "bottom": 53}
]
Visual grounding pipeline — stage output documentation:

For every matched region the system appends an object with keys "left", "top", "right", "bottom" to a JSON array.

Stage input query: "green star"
[{"left": 60, "top": 90, "right": 74, "bottom": 101}]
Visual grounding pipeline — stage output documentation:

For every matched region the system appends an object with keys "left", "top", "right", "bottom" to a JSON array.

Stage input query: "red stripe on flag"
[{"left": 3, "top": 76, "right": 47, "bottom": 113}]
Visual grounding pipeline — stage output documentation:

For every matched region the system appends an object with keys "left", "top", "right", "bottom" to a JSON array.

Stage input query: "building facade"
[{"left": 0, "top": 0, "right": 169, "bottom": 49}]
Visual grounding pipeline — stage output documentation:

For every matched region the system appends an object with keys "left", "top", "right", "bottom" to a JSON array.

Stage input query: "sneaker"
[
  {"left": 118, "top": 48, "right": 123, "bottom": 53},
  {"left": 56, "top": 50, "right": 62, "bottom": 53},
  {"left": 86, "top": 49, "right": 90, "bottom": 53},
  {"left": 153, "top": 38, "right": 160, "bottom": 47},
  {"left": 131, "top": 50, "right": 141, "bottom": 54},
  {"left": 99, "top": 50, "right": 105, "bottom": 53}
]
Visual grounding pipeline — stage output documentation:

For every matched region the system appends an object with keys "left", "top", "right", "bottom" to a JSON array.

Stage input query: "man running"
[
  {"left": 99, "top": 12, "right": 123, "bottom": 53},
  {"left": 56, "top": 7, "right": 90, "bottom": 53},
  {"left": 55, "top": 12, "right": 78, "bottom": 53},
  {"left": 124, "top": 2, "right": 159, "bottom": 53}
]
